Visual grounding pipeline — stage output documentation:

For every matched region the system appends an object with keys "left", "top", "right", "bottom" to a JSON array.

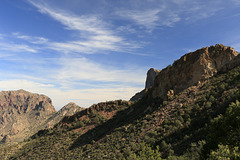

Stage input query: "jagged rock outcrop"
[
  {"left": 0, "top": 90, "right": 83, "bottom": 145},
  {"left": 145, "top": 68, "right": 161, "bottom": 88},
  {"left": 0, "top": 89, "right": 56, "bottom": 144},
  {"left": 130, "top": 68, "right": 161, "bottom": 101},
  {"left": 150, "top": 44, "right": 239, "bottom": 99}
]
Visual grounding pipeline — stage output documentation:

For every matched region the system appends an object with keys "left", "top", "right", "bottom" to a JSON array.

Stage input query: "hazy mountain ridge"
[{"left": 1, "top": 44, "right": 240, "bottom": 159}]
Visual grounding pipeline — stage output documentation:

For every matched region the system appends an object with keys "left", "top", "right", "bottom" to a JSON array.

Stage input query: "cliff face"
[
  {"left": 130, "top": 68, "right": 161, "bottom": 101},
  {"left": 150, "top": 44, "right": 239, "bottom": 99},
  {"left": 0, "top": 89, "right": 56, "bottom": 144}
]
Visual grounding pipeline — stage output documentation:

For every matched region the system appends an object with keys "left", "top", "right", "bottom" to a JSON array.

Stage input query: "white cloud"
[{"left": 54, "top": 57, "right": 146, "bottom": 87}]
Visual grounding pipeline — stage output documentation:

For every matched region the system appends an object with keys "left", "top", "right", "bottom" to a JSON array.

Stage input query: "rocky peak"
[
  {"left": 145, "top": 68, "right": 161, "bottom": 89},
  {"left": 150, "top": 44, "right": 239, "bottom": 99},
  {"left": 130, "top": 68, "right": 160, "bottom": 101},
  {"left": 56, "top": 102, "right": 83, "bottom": 117}
]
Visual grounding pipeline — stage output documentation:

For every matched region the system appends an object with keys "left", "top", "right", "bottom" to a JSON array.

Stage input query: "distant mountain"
[
  {"left": 2, "top": 44, "right": 240, "bottom": 159},
  {"left": 0, "top": 89, "right": 56, "bottom": 144},
  {"left": 0, "top": 90, "right": 83, "bottom": 145}
]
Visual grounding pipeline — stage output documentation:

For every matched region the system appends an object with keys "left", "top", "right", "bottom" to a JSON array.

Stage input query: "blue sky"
[{"left": 0, "top": 0, "right": 240, "bottom": 110}]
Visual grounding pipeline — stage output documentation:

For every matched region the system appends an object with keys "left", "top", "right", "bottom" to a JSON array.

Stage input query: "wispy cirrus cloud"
[
  {"left": 12, "top": 32, "right": 48, "bottom": 44},
  {"left": 116, "top": 9, "right": 163, "bottom": 30},
  {"left": 114, "top": 0, "right": 239, "bottom": 31},
  {"left": 49, "top": 35, "right": 130, "bottom": 54},
  {"left": 27, "top": 0, "right": 140, "bottom": 55},
  {"left": 0, "top": 33, "right": 38, "bottom": 53},
  {"left": 0, "top": 42, "right": 37, "bottom": 53},
  {"left": 27, "top": 0, "right": 108, "bottom": 35}
]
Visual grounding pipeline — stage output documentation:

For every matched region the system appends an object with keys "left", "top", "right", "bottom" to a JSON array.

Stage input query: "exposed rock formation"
[
  {"left": 0, "top": 90, "right": 83, "bottom": 145},
  {"left": 150, "top": 44, "right": 239, "bottom": 99},
  {"left": 146, "top": 68, "right": 161, "bottom": 88},
  {"left": 130, "top": 68, "right": 160, "bottom": 101},
  {"left": 0, "top": 89, "right": 56, "bottom": 144}
]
